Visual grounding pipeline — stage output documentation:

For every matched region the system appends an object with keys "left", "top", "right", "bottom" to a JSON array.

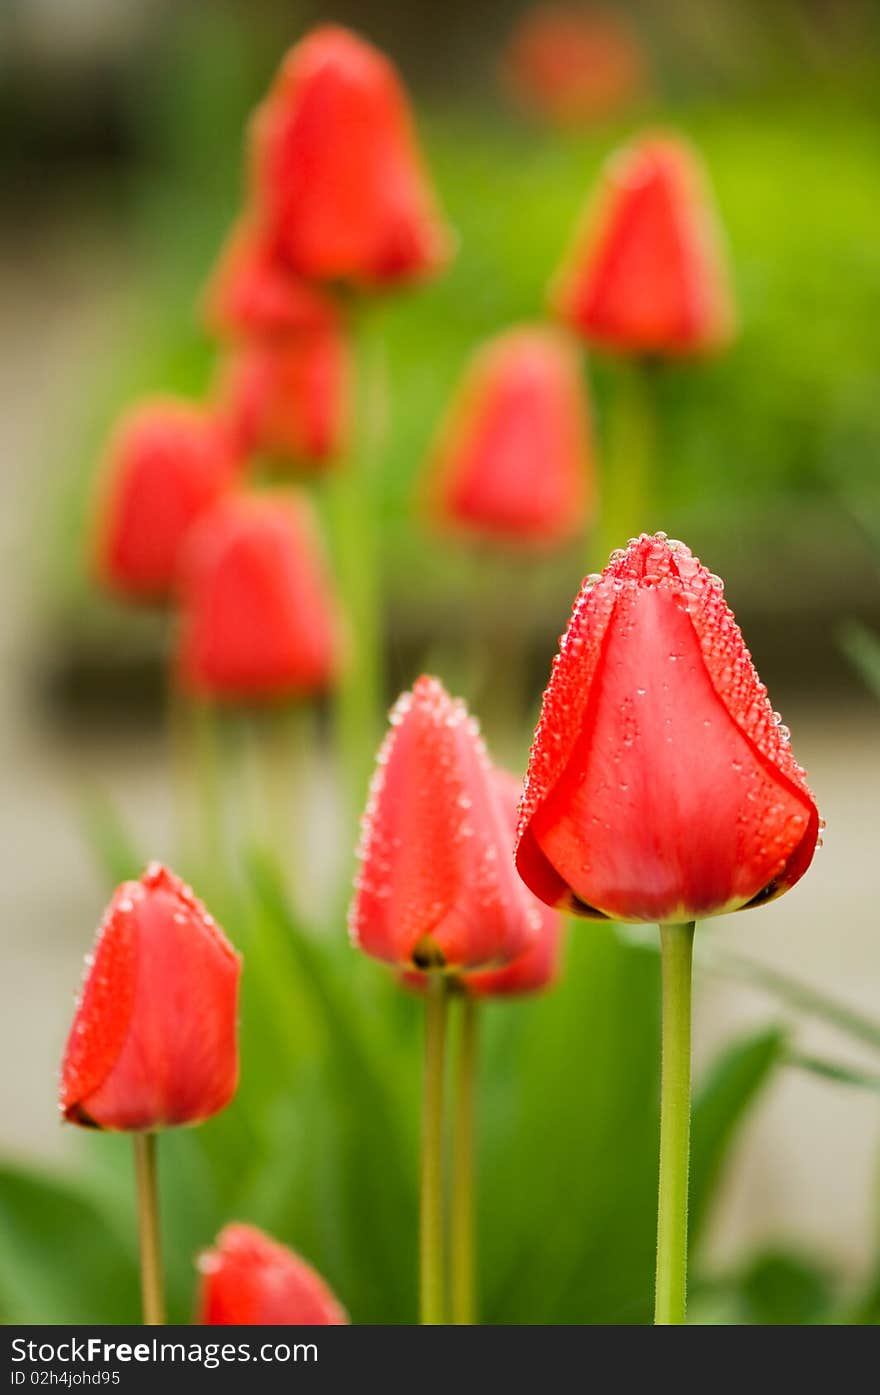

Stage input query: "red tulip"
[
  {"left": 203, "top": 218, "right": 340, "bottom": 341},
  {"left": 466, "top": 771, "right": 564, "bottom": 996},
  {"left": 175, "top": 492, "right": 341, "bottom": 702},
  {"left": 426, "top": 325, "right": 593, "bottom": 547},
  {"left": 93, "top": 400, "right": 239, "bottom": 602},
  {"left": 501, "top": 4, "right": 648, "bottom": 128},
  {"left": 60, "top": 864, "right": 240, "bottom": 1131},
  {"left": 350, "top": 676, "right": 541, "bottom": 970},
  {"left": 217, "top": 327, "right": 349, "bottom": 467},
  {"left": 552, "top": 134, "right": 735, "bottom": 357},
  {"left": 517, "top": 533, "right": 819, "bottom": 923},
  {"left": 198, "top": 1224, "right": 348, "bottom": 1326},
  {"left": 249, "top": 25, "right": 451, "bottom": 288},
  {"left": 406, "top": 769, "right": 565, "bottom": 997}
]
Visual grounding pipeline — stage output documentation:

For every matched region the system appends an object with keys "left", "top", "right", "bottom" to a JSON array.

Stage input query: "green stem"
[
  {"left": 451, "top": 995, "right": 478, "bottom": 1324},
  {"left": 593, "top": 358, "right": 658, "bottom": 570},
  {"left": 133, "top": 1133, "right": 164, "bottom": 1326},
  {"left": 420, "top": 973, "right": 449, "bottom": 1325},
  {"left": 654, "top": 921, "right": 695, "bottom": 1326},
  {"left": 327, "top": 307, "right": 388, "bottom": 834}
]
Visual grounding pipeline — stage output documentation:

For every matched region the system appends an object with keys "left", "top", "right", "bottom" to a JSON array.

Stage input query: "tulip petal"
[
  {"left": 518, "top": 535, "right": 819, "bottom": 922},
  {"left": 428, "top": 326, "right": 594, "bottom": 546},
  {"left": 351, "top": 677, "right": 540, "bottom": 969},
  {"left": 553, "top": 134, "right": 734, "bottom": 356},
  {"left": 250, "top": 26, "right": 451, "bottom": 288},
  {"left": 176, "top": 493, "right": 341, "bottom": 701},
  {"left": 60, "top": 865, "right": 241, "bottom": 1131},
  {"left": 199, "top": 1223, "right": 348, "bottom": 1325}
]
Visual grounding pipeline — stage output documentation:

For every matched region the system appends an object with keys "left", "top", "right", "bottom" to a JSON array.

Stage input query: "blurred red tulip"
[
  {"left": 60, "top": 864, "right": 240, "bottom": 1131},
  {"left": 249, "top": 25, "right": 452, "bottom": 288},
  {"left": 176, "top": 492, "right": 342, "bottom": 702},
  {"left": 552, "top": 134, "right": 735, "bottom": 357},
  {"left": 93, "top": 400, "right": 239, "bottom": 602},
  {"left": 517, "top": 534, "right": 819, "bottom": 923},
  {"left": 501, "top": 4, "right": 648, "bottom": 128},
  {"left": 350, "top": 676, "right": 541, "bottom": 971},
  {"left": 426, "top": 325, "right": 594, "bottom": 547},
  {"left": 203, "top": 218, "right": 340, "bottom": 341},
  {"left": 217, "top": 327, "right": 349, "bottom": 467},
  {"left": 198, "top": 1224, "right": 348, "bottom": 1326}
]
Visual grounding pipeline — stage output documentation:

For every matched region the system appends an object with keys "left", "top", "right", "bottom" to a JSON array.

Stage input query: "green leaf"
[
  {"left": 690, "top": 1027, "right": 786, "bottom": 1246},
  {"left": 738, "top": 1249, "right": 834, "bottom": 1325},
  {"left": 0, "top": 1160, "right": 139, "bottom": 1323},
  {"left": 707, "top": 950, "right": 880, "bottom": 1054},
  {"left": 786, "top": 1051, "right": 880, "bottom": 1094}
]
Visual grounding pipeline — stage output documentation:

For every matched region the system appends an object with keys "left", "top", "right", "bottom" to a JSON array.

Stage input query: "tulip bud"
[
  {"left": 466, "top": 770, "right": 565, "bottom": 996},
  {"left": 203, "top": 218, "right": 340, "bottom": 342},
  {"left": 60, "top": 864, "right": 241, "bottom": 1131},
  {"left": 425, "top": 325, "right": 594, "bottom": 547},
  {"left": 93, "top": 400, "right": 239, "bottom": 602},
  {"left": 501, "top": 4, "right": 648, "bottom": 128},
  {"left": 198, "top": 1224, "right": 348, "bottom": 1325},
  {"left": 350, "top": 676, "right": 541, "bottom": 971},
  {"left": 216, "top": 327, "right": 349, "bottom": 468},
  {"left": 249, "top": 25, "right": 452, "bottom": 288},
  {"left": 517, "top": 534, "right": 819, "bottom": 923},
  {"left": 175, "top": 492, "right": 342, "bottom": 702},
  {"left": 405, "top": 768, "right": 566, "bottom": 998},
  {"left": 551, "top": 133, "right": 735, "bottom": 357}
]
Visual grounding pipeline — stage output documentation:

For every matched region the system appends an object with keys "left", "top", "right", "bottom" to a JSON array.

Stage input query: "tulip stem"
[
  {"left": 420, "top": 972, "right": 449, "bottom": 1324},
  {"left": 133, "top": 1132, "right": 165, "bottom": 1326},
  {"left": 451, "top": 995, "right": 478, "bottom": 1324},
  {"left": 654, "top": 920, "right": 695, "bottom": 1326},
  {"left": 593, "top": 358, "right": 658, "bottom": 570},
  {"left": 328, "top": 306, "right": 388, "bottom": 838}
]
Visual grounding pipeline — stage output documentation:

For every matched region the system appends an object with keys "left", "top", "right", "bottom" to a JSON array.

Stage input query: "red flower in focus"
[
  {"left": 350, "top": 676, "right": 541, "bottom": 971},
  {"left": 405, "top": 769, "right": 565, "bottom": 998},
  {"left": 60, "top": 864, "right": 240, "bottom": 1131},
  {"left": 203, "top": 218, "right": 339, "bottom": 341},
  {"left": 217, "top": 327, "right": 349, "bottom": 467},
  {"left": 517, "top": 534, "right": 819, "bottom": 923},
  {"left": 501, "top": 4, "right": 648, "bottom": 128},
  {"left": 552, "top": 134, "right": 735, "bottom": 357},
  {"left": 249, "top": 25, "right": 452, "bottom": 288},
  {"left": 426, "top": 325, "right": 593, "bottom": 547},
  {"left": 93, "top": 400, "right": 239, "bottom": 602},
  {"left": 198, "top": 1224, "right": 348, "bottom": 1326},
  {"left": 175, "top": 492, "right": 341, "bottom": 702},
  {"left": 466, "top": 771, "right": 564, "bottom": 997}
]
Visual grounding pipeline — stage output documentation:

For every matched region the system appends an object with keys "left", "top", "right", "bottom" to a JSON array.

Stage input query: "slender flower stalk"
[
  {"left": 133, "top": 1133, "right": 164, "bottom": 1326},
  {"left": 420, "top": 972, "right": 449, "bottom": 1325},
  {"left": 654, "top": 921, "right": 695, "bottom": 1325},
  {"left": 451, "top": 995, "right": 478, "bottom": 1325},
  {"left": 327, "top": 309, "right": 388, "bottom": 825},
  {"left": 592, "top": 359, "right": 657, "bottom": 570}
]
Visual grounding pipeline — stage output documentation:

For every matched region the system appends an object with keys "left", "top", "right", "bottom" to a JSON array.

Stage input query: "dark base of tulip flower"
[
  {"left": 134, "top": 1133, "right": 165, "bottom": 1325},
  {"left": 654, "top": 922, "right": 695, "bottom": 1326}
]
